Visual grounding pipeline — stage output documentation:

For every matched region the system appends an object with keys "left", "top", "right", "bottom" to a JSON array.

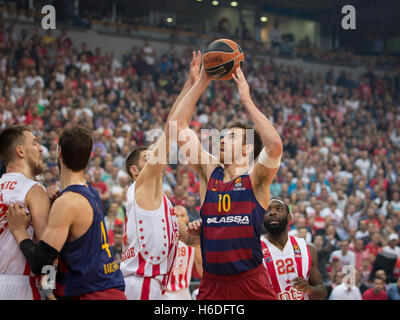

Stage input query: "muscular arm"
[
  {"left": 135, "top": 52, "right": 203, "bottom": 210},
  {"left": 232, "top": 67, "right": 282, "bottom": 209},
  {"left": 25, "top": 184, "right": 51, "bottom": 240},
  {"left": 7, "top": 196, "right": 75, "bottom": 275},
  {"left": 168, "top": 69, "right": 219, "bottom": 204},
  {"left": 296, "top": 244, "right": 327, "bottom": 300}
]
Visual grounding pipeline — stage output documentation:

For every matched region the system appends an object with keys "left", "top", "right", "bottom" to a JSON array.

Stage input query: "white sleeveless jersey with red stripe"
[
  {"left": 165, "top": 241, "right": 195, "bottom": 293},
  {"left": 0, "top": 173, "right": 37, "bottom": 274},
  {"left": 121, "top": 182, "right": 179, "bottom": 288},
  {"left": 260, "top": 235, "right": 311, "bottom": 300}
]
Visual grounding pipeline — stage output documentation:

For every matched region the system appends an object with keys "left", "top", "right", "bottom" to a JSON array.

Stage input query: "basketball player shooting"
[
  {"left": 261, "top": 199, "right": 327, "bottom": 300},
  {"left": 169, "top": 62, "right": 282, "bottom": 300},
  {"left": 0, "top": 126, "right": 50, "bottom": 300},
  {"left": 6, "top": 126, "right": 126, "bottom": 300},
  {"left": 121, "top": 51, "right": 203, "bottom": 300}
]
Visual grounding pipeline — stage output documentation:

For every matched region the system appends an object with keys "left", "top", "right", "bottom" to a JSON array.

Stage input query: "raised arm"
[
  {"left": 168, "top": 67, "right": 219, "bottom": 203},
  {"left": 135, "top": 51, "right": 202, "bottom": 210},
  {"left": 232, "top": 67, "right": 283, "bottom": 209}
]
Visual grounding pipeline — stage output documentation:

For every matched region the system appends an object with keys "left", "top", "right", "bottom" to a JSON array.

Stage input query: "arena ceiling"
[{"left": 80, "top": 0, "right": 399, "bottom": 29}]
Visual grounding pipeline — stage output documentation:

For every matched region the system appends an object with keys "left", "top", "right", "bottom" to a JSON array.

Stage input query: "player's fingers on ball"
[
  {"left": 197, "top": 50, "right": 201, "bottom": 63},
  {"left": 231, "top": 73, "right": 239, "bottom": 83}
]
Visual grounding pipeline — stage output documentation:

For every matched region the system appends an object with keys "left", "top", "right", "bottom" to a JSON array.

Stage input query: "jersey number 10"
[{"left": 218, "top": 194, "right": 231, "bottom": 213}]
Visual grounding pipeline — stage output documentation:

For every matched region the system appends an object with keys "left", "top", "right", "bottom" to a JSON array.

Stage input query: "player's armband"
[
  {"left": 258, "top": 147, "right": 281, "bottom": 169},
  {"left": 20, "top": 239, "right": 59, "bottom": 276}
]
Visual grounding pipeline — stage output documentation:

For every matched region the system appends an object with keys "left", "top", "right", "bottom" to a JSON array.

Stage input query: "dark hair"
[
  {"left": 228, "top": 121, "right": 263, "bottom": 161},
  {"left": 125, "top": 146, "right": 148, "bottom": 179},
  {"left": 0, "top": 126, "right": 31, "bottom": 166},
  {"left": 59, "top": 125, "right": 93, "bottom": 171}
]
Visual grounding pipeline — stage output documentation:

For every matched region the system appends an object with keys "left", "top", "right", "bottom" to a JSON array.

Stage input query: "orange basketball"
[{"left": 203, "top": 39, "right": 244, "bottom": 80}]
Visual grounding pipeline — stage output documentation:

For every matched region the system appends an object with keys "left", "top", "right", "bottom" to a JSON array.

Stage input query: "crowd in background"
[
  {"left": 1, "top": 1, "right": 400, "bottom": 71},
  {"left": 1, "top": 21, "right": 400, "bottom": 300}
]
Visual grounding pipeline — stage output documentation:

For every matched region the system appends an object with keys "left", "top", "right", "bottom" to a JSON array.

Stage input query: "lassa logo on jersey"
[{"left": 207, "top": 215, "right": 249, "bottom": 224}]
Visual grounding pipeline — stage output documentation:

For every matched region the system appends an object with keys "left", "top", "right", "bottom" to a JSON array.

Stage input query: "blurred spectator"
[
  {"left": 108, "top": 218, "right": 124, "bottom": 247},
  {"left": 313, "top": 235, "right": 332, "bottom": 283},
  {"left": 387, "top": 277, "right": 400, "bottom": 300},
  {"left": 269, "top": 21, "right": 282, "bottom": 52},
  {"left": 329, "top": 278, "right": 362, "bottom": 300},
  {"left": 110, "top": 231, "right": 123, "bottom": 265},
  {"left": 365, "top": 232, "right": 383, "bottom": 262},
  {"left": 171, "top": 185, "right": 187, "bottom": 207},
  {"left": 141, "top": 40, "right": 156, "bottom": 67},
  {"left": 350, "top": 237, "right": 369, "bottom": 271},
  {"left": 383, "top": 233, "right": 400, "bottom": 258},
  {"left": 329, "top": 240, "right": 356, "bottom": 269},
  {"left": 186, "top": 195, "right": 200, "bottom": 222},
  {"left": 91, "top": 168, "right": 111, "bottom": 205},
  {"left": 362, "top": 276, "right": 388, "bottom": 300}
]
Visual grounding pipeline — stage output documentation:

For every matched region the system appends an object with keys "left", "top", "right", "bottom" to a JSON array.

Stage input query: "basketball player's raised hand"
[
  {"left": 188, "top": 50, "right": 202, "bottom": 85},
  {"left": 232, "top": 66, "right": 251, "bottom": 105},
  {"left": 6, "top": 203, "right": 31, "bottom": 234}
]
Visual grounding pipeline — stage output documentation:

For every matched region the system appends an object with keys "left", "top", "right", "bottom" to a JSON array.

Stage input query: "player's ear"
[
  {"left": 287, "top": 211, "right": 293, "bottom": 223},
  {"left": 129, "top": 165, "right": 139, "bottom": 179},
  {"left": 15, "top": 145, "right": 25, "bottom": 159}
]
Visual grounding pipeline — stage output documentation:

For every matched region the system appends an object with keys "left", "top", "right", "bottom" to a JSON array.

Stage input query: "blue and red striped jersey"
[
  {"left": 54, "top": 183, "right": 125, "bottom": 298},
  {"left": 200, "top": 166, "right": 266, "bottom": 275}
]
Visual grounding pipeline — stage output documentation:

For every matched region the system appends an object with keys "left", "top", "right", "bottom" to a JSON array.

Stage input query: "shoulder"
[
  {"left": 53, "top": 191, "right": 91, "bottom": 212},
  {"left": 26, "top": 183, "right": 47, "bottom": 197}
]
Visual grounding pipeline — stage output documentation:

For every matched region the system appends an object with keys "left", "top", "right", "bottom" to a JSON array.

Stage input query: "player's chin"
[{"left": 219, "top": 151, "right": 233, "bottom": 165}]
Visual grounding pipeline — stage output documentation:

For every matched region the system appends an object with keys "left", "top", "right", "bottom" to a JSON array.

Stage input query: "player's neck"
[
  {"left": 267, "top": 232, "right": 289, "bottom": 251},
  {"left": 223, "top": 163, "right": 248, "bottom": 182},
  {"left": 60, "top": 169, "right": 86, "bottom": 190},
  {"left": 6, "top": 162, "right": 34, "bottom": 179}
]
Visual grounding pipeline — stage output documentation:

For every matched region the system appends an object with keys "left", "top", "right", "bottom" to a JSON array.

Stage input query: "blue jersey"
[
  {"left": 54, "top": 183, "right": 125, "bottom": 298},
  {"left": 200, "top": 167, "right": 266, "bottom": 275}
]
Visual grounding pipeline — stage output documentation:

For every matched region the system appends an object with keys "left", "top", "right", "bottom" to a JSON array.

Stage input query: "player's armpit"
[
  {"left": 25, "top": 184, "right": 51, "bottom": 240},
  {"left": 250, "top": 163, "right": 280, "bottom": 209}
]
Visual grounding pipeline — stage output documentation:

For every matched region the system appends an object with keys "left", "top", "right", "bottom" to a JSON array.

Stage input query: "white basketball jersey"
[
  {"left": 165, "top": 241, "right": 195, "bottom": 293},
  {"left": 0, "top": 173, "right": 38, "bottom": 275},
  {"left": 261, "top": 236, "right": 311, "bottom": 300},
  {"left": 121, "top": 182, "right": 179, "bottom": 289}
]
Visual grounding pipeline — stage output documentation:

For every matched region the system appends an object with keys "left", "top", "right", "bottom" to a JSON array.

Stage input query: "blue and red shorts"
[
  {"left": 70, "top": 288, "right": 126, "bottom": 300},
  {"left": 197, "top": 263, "right": 278, "bottom": 300}
]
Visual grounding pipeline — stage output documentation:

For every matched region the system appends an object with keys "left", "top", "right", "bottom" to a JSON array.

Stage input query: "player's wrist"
[{"left": 14, "top": 230, "right": 30, "bottom": 244}]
